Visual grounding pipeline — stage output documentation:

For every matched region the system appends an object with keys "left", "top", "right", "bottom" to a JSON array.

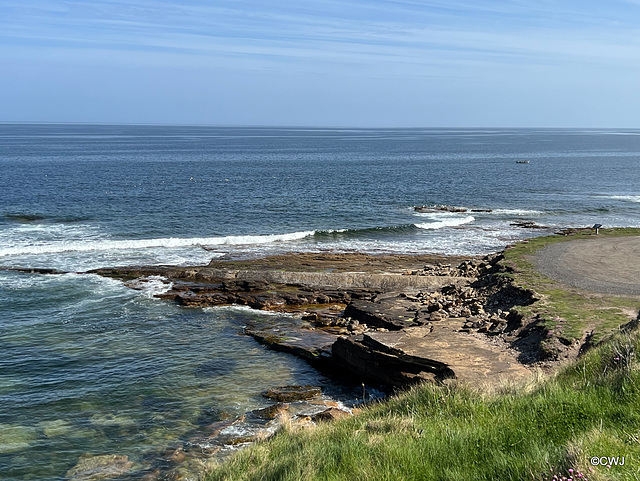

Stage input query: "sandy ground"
[{"left": 534, "top": 236, "right": 640, "bottom": 296}]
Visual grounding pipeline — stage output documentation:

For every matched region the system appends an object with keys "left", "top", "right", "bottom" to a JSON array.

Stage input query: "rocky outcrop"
[
  {"left": 262, "top": 386, "right": 322, "bottom": 402},
  {"left": 93, "top": 253, "right": 539, "bottom": 390},
  {"left": 414, "top": 204, "right": 493, "bottom": 213},
  {"left": 333, "top": 325, "right": 531, "bottom": 388}
]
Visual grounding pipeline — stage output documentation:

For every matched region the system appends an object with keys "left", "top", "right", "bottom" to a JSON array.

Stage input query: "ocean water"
[{"left": 1, "top": 125, "right": 640, "bottom": 479}]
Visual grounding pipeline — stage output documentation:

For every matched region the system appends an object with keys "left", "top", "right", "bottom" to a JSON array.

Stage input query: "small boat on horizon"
[{"left": 516, "top": 160, "right": 530, "bottom": 164}]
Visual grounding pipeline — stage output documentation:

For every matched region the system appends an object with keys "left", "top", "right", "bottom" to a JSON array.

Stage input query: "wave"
[
  {"left": 313, "top": 224, "right": 419, "bottom": 239},
  {"left": 605, "top": 195, "right": 640, "bottom": 203},
  {"left": 414, "top": 215, "right": 475, "bottom": 230},
  {"left": 0, "top": 231, "right": 316, "bottom": 257},
  {"left": 486, "top": 209, "right": 543, "bottom": 216}
]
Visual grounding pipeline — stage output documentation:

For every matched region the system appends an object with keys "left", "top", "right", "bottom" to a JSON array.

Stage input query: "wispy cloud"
[
  {"left": 3, "top": 0, "right": 640, "bottom": 71},
  {"left": 2, "top": 1, "right": 640, "bottom": 126}
]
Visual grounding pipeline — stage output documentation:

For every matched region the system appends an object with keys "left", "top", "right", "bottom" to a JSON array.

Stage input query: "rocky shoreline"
[
  {"left": 91, "top": 251, "right": 553, "bottom": 390},
  {"left": 48, "top": 249, "right": 596, "bottom": 480}
]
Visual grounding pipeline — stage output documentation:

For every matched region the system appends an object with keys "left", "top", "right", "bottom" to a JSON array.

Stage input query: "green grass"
[
  {"left": 206, "top": 330, "right": 640, "bottom": 481},
  {"left": 499, "top": 228, "right": 640, "bottom": 345}
]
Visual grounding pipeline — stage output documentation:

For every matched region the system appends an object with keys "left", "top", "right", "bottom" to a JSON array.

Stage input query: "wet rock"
[
  {"left": 510, "top": 220, "right": 548, "bottom": 229},
  {"left": 414, "top": 204, "right": 469, "bottom": 213},
  {"left": 66, "top": 454, "right": 133, "bottom": 481},
  {"left": 245, "top": 317, "right": 336, "bottom": 363},
  {"left": 262, "top": 386, "right": 322, "bottom": 402},
  {"left": 89, "top": 413, "right": 135, "bottom": 428}
]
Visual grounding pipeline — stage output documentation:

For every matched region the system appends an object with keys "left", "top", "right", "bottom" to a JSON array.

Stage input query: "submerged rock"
[
  {"left": 262, "top": 385, "right": 322, "bottom": 402},
  {"left": 193, "top": 358, "right": 237, "bottom": 378},
  {"left": 89, "top": 413, "right": 136, "bottom": 428},
  {"left": 66, "top": 454, "right": 133, "bottom": 481},
  {"left": 39, "top": 419, "right": 73, "bottom": 438},
  {"left": 0, "top": 423, "right": 38, "bottom": 453}
]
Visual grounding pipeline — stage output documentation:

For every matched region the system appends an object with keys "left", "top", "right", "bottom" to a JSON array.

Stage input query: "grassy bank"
[
  {"left": 207, "top": 329, "right": 640, "bottom": 481},
  {"left": 499, "top": 228, "right": 640, "bottom": 345}
]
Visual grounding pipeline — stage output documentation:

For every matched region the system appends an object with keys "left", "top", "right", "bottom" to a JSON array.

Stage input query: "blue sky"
[{"left": 2, "top": 0, "right": 640, "bottom": 127}]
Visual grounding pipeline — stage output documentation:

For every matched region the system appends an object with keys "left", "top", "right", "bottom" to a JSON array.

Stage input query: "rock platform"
[{"left": 93, "top": 252, "right": 537, "bottom": 390}]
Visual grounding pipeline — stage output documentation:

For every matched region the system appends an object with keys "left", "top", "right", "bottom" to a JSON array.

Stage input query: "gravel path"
[{"left": 534, "top": 236, "right": 640, "bottom": 296}]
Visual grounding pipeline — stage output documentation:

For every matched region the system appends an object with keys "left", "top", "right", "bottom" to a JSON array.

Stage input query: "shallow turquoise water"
[{"left": 0, "top": 271, "right": 356, "bottom": 479}]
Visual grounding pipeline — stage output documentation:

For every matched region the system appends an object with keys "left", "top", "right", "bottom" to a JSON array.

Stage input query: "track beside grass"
[{"left": 534, "top": 236, "right": 640, "bottom": 296}]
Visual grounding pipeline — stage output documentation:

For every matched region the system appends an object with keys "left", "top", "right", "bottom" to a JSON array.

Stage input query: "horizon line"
[{"left": 1, "top": 121, "right": 639, "bottom": 131}]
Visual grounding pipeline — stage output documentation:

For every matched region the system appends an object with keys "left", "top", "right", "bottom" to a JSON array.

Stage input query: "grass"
[
  {"left": 498, "top": 228, "right": 640, "bottom": 345},
  {"left": 205, "top": 329, "right": 640, "bottom": 481},
  {"left": 204, "top": 230, "right": 640, "bottom": 481}
]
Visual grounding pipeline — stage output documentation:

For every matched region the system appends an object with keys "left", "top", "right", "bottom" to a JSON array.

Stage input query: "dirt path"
[{"left": 534, "top": 236, "right": 640, "bottom": 296}]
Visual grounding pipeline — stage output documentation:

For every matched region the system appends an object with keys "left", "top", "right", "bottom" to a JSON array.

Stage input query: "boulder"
[{"left": 343, "top": 298, "right": 419, "bottom": 330}]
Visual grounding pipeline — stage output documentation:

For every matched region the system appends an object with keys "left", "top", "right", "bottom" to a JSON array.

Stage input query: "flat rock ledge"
[{"left": 333, "top": 326, "right": 530, "bottom": 388}]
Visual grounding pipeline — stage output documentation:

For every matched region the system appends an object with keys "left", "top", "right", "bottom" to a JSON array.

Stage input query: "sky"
[{"left": 2, "top": 0, "right": 640, "bottom": 127}]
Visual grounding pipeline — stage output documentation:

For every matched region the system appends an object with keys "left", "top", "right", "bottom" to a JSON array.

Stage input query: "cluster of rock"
[
  {"left": 414, "top": 205, "right": 493, "bottom": 213},
  {"left": 510, "top": 220, "right": 548, "bottom": 229},
  {"left": 407, "top": 258, "right": 490, "bottom": 277}
]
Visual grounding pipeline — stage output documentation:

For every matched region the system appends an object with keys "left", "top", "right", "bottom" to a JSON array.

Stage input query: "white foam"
[
  {"left": 203, "top": 305, "right": 297, "bottom": 318},
  {"left": 414, "top": 215, "right": 475, "bottom": 230},
  {"left": 485, "top": 209, "right": 543, "bottom": 216},
  {"left": 127, "top": 276, "right": 174, "bottom": 298},
  {"left": 606, "top": 195, "right": 640, "bottom": 203},
  {"left": 0, "top": 231, "right": 316, "bottom": 258}
]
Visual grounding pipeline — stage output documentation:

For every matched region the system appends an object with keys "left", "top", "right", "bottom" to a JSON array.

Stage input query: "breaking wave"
[
  {"left": 414, "top": 215, "right": 475, "bottom": 230},
  {"left": 0, "top": 231, "right": 316, "bottom": 257}
]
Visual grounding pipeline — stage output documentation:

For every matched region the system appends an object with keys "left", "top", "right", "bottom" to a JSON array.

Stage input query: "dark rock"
[
  {"left": 343, "top": 299, "right": 418, "bottom": 330},
  {"left": 244, "top": 318, "right": 336, "bottom": 363},
  {"left": 333, "top": 327, "right": 530, "bottom": 388},
  {"left": 510, "top": 220, "right": 548, "bottom": 229},
  {"left": 176, "top": 292, "right": 232, "bottom": 307},
  {"left": 310, "top": 408, "right": 352, "bottom": 423},
  {"left": 414, "top": 204, "right": 469, "bottom": 213},
  {"left": 332, "top": 334, "right": 451, "bottom": 387},
  {"left": 262, "top": 385, "right": 322, "bottom": 402}
]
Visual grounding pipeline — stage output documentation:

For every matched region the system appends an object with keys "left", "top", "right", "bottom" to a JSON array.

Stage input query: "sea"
[{"left": 1, "top": 124, "right": 639, "bottom": 479}]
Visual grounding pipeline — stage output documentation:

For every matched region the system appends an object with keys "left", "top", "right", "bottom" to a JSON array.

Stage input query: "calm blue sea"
[{"left": 1, "top": 124, "right": 639, "bottom": 479}]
